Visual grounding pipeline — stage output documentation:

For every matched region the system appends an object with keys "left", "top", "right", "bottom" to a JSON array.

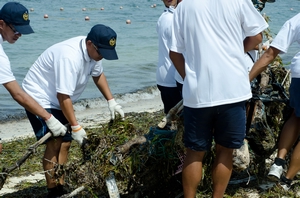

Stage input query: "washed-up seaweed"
[{"left": 63, "top": 111, "right": 186, "bottom": 197}]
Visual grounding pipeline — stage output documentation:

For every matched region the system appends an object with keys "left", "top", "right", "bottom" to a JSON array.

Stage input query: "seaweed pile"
[{"left": 63, "top": 111, "right": 186, "bottom": 197}]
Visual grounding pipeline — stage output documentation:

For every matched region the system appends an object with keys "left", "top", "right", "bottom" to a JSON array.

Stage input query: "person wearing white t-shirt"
[
  {"left": 22, "top": 24, "right": 124, "bottom": 198},
  {"left": 169, "top": 0, "right": 268, "bottom": 197},
  {"left": 0, "top": 2, "right": 67, "bottom": 154},
  {"left": 250, "top": 13, "right": 300, "bottom": 191},
  {"left": 156, "top": 0, "right": 182, "bottom": 115}
]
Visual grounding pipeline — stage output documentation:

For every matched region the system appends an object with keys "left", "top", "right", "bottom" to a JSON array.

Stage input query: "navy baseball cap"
[
  {"left": 87, "top": 24, "right": 118, "bottom": 60},
  {"left": 0, "top": 2, "right": 34, "bottom": 34}
]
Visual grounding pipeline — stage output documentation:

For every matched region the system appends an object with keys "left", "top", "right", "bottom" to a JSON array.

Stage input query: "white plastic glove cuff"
[
  {"left": 71, "top": 125, "right": 87, "bottom": 145},
  {"left": 71, "top": 125, "right": 82, "bottom": 131},
  {"left": 108, "top": 98, "right": 117, "bottom": 107}
]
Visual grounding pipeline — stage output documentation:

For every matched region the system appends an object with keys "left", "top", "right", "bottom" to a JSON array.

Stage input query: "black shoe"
[
  {"left": 47, "top": 185, "right": 68, "bottom": 198},
  {"left": 279, "top": 175, "right": 292, "bottom": 191},
  {"left": 57, "top": 184, "right": 68, "bottom": 195}
]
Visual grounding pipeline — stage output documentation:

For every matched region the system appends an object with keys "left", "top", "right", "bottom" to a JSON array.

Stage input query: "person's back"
[
  {"left": 170, "top": 0, "right": 268, "bottom": 197},
  {"left": 23, "top": 36, "right": 100, "bottom": 109},
  {"left": 172, "top": 0, "right": 268, "bottom": 108}
]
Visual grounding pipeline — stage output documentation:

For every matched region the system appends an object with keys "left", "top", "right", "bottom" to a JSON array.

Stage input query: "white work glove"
[
  {"left": 45, "top": 114, "right": 67, "bottom": 137},
  {"left": 108, "top": 98, "right": 125, "bottom": 120},
  {"left": 71, "top": 125, "right": 87, "bottom": 145}
]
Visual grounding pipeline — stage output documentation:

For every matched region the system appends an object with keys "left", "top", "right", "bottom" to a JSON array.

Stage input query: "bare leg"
[
  {"left": 182, "top": 148, "right": 205, "bottom": 198},
  {"left": 43, "top": 137, "right": 71, "bottom": 188},
  {"left": 285, "top": 141, "right": 300, "bottom": 180},
  {"left": 212, "top": 144, "right": 233, "bottom": 198},
  {"left": 58, "top": 141, "right": 71, "bottom": 185},
  {"left": 277, "top": 112, "right": 300, "bottom": 159}
]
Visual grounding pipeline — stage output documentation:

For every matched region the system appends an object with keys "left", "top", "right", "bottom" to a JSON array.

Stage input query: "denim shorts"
[
  {"left": 26, "top": 109, "right": 72, "bottom": 142},
  {"left": 157, "top": 85, "right": 182, "bottom": 114},
  {"left": 289, "top": 78, "right": 300, "bottom": 117},
  {"left": 183, "top": 101, "right": 246, "bottom": 151}
]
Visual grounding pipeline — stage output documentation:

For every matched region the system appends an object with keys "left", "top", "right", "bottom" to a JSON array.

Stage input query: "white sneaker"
[{"left": 268, "top": 164, "right": 283, "bottom": 181}]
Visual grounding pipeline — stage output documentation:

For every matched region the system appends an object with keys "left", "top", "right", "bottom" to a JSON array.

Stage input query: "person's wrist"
[
  {"left": 71, "top": 125, "right": 82, "bottom": 132},
  {"left": 108, "top": 98, "right": 117, "bottom": 106},
  {"left": 45, "top": 114, "right": 53, "bottom": 121}
]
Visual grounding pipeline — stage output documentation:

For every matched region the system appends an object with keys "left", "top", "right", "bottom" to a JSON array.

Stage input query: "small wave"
[
  {"left": 73, "top": 85, "right": 159, "bottom": 111},
  {"left": 0, "top": 86, "right": 159, "bottom": 123}
]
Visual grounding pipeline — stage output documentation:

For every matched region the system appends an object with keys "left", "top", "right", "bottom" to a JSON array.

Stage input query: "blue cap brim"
[
  {"left": 99, "top": 48, "right": 118, "bottom": 60},
  {"left": 14, "top": 24, "right": 34, "bottom": 34}
]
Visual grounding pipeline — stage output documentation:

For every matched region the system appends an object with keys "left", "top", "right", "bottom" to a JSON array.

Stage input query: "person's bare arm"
[
  {"left": 3, "top": 80, "right": 51, "bottom": 120},
  {"left": 57, "top": 93, "right": 78, "bottom": 126},
  {"left": 169, "top": 50, "right": 185, "bottom": 79},
  {"left": 93, "top": 73, "right": 124, "bottom": 120},
  {"left": 244, "top": 33, "right": 263, "bottom": 53},
  {"left": 249, "top": 46, "right": 281, "bottom": 81},
  {"left": 92, "top": 73, "right": 113, "bottom": 101}
]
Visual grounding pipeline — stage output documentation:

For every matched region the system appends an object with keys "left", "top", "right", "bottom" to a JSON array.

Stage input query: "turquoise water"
[{"left": 0, "top": 0, "right": 299, "bottom": 121}]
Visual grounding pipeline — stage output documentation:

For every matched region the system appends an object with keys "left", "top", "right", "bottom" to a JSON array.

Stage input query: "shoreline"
[{"left": 0, "top": 94, "right": 163, "bottom": 142}]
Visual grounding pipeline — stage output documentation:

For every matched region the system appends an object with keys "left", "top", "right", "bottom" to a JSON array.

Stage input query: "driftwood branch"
[
  {"left": 116, "top": 136, "right": 147, "bottom": 154},
  {"left": 0, "top": 132, "right": 52, "bottom": 190}
]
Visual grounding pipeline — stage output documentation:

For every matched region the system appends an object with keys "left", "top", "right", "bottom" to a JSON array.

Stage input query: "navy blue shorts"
[
  {"left": 26, "top": 109, "right": 72, "bottom": 142},
  {"left": 289, "top": 78, "right": 300, "bottom": 117},
  {"left": 176, "top": 81, "right": 183, "bottom": 98},
  {"left": 183, "top": 101, "right": 246, "bottom": 151},
  {"left": 157, "top": 85, "right": 182, "bottom": 114}
]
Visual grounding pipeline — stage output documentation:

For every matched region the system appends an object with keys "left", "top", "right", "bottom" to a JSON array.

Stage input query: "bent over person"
[
  {"left": 169, "top": 0, "right": 268, "bottom": 197},
  {"left": 0, "top": 2, "right": 66, "bottom": 154},
  {"left": 22, "top": 24, "right": 124, "bottom": 198}
]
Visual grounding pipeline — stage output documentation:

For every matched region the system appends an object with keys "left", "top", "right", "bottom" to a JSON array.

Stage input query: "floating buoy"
[
  {"left": 44, "top": 14, "right": 48, "bottom": 18},
  {"left": 30, "top": 8, "right": 34, "bottom": 12},
  {"left": 82, "top": 8, "right": 86, "bottom": 11},
  {"left": 60, "top": 7, "right": 64, "bottom": 11},
  {"left": 85, "top": 16, "right": 90, "bottom": 21},
  {"left": 100, "top": 7, "right": 104, "bottom": 10},
  {"left": 126, "top": 19, "right": 131, "bottom": 24}
]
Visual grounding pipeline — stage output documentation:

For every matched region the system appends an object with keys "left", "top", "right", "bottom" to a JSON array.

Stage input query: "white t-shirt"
[
  {"left": 0, "top": 35, "right": 16, "bottom": 84},
  {"left": 270, "top": 13, "right": 300, "bottom": 78},
  {"left": 170, "top": 0, "right": 268, "bottom": 108},
  {"left": 245, "top": 50, "right": 259, "bottom": 72},
  {"left": 156, "top": 6, "right": 177, "bottom": 87},
  {"left": 22, "top": 36, "right": 103, "bottom": 109}
]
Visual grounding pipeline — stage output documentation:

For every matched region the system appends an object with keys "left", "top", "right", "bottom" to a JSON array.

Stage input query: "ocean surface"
[{"left": 0, "top": 0, "right": 299, "bottom": 121}]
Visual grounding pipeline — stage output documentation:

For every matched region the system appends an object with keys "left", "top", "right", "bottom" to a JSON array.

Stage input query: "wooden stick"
[
  {"left": 0, "top": 132, "right": 52, "bottom": 190},
  {"left": 116, "top": 136, "right": 147, "bottom": 154}
]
